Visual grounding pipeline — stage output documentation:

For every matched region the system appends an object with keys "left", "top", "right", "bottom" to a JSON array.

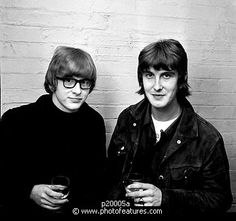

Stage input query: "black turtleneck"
[{"left": 1, "top": 94, "right": 106, "bottom": 214}]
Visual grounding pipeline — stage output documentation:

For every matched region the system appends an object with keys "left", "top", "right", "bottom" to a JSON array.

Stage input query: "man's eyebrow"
[{"left": 143, "top": 70, "right": 154, "bottom": 74}]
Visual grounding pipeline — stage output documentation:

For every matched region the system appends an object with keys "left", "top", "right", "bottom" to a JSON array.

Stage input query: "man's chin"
[
  {"left": 66, "top": 103, "right": 83, "bottom": 112},
  {"left": 149, "top": 100, "right": 166, "bottom": 109}
]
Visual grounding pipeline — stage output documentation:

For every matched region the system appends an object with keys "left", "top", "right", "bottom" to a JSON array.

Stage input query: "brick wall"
[{"left": 1, "top": 0, "right": 236, "bottom": 212}]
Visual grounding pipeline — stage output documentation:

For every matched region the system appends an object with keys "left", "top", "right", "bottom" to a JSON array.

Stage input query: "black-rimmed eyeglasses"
[{"left": 56, "top": 77, "right": 92, "bottom": 90}]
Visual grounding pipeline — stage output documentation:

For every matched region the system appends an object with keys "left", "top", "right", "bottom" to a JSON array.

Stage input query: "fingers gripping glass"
[
  {"left": 51, "top": 175, "right": 70, "bottom": 196},
  {"left": 123, "top": 172, "right": 144, "bottom": 191},
  {"left": 57, "top": 77, "right": 92, "bottom": 89}
]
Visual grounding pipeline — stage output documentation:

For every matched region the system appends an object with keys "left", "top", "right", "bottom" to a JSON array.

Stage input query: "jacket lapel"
[{"left": 160, "top": 99, "right": 199, "bottom": 164}]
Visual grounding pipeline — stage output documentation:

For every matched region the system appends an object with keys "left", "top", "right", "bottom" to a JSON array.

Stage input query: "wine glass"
[
  {"left": 123, "top": 172, "right": 145, "bottom": 206},
  {"left": 123, "top": 172, "right": 144, "bottom": 192},
  {"left": 51, "top": 175, "right": 70, "bottom": 197}
]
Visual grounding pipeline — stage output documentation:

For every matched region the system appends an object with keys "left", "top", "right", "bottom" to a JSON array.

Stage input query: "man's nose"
[{"left": 153, "top": 77, "right": 163, "bottom": 91}]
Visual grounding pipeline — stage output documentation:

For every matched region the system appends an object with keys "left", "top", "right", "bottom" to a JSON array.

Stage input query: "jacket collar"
[
  {"left": 129, "top": 98, "right": 150, "bottom": 124},
  {"left": 176, "top": 98, "right": 198, "bottom": 139},
  {"left": 128, "top": 97, "right": 198, "bottom": 139}
]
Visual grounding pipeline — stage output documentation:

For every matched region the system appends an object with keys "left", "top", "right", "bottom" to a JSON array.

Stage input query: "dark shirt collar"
[{"left": 161, "top": 112, "right": 182, "bottom": 139}]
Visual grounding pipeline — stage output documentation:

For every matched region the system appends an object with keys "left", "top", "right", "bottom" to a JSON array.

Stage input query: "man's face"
[
  {"left": 52, "top": 77, "right": 90, "bottom": 113},
  {"left": 142, "top": 67, "right": 179, "bottom": 111}
]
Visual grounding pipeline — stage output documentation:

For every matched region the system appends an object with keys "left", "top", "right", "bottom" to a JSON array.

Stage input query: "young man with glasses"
[
  {"left": 0, "top": 46, "right": 107, "bottom": 216},
  {"left": 107, "top": 39, "right": 232, "bottom": 216}
]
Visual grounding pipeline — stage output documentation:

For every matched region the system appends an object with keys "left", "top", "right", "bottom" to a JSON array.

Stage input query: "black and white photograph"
[{"left": 0, "top": 0, "right": 236, "bottom": 218}]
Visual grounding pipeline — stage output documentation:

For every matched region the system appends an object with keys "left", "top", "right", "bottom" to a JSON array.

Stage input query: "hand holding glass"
[
  {"left": 123, "top": 172, "right": 144, "bottom": 192},
  {"left": 51, "top": 175, "right": 70, "bottom": 197},
  {"left": 123, "top": 173, "right": 145, "bottom": 206}
]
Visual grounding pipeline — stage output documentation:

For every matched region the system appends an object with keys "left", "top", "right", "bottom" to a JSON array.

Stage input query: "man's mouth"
[
  {"left": 152, "top": 94, "right": 165, "bottom": 97},
  {"left": 69, "top": 97, "right": 82, "bottom": 102},
  {"left": 151, "top": 94, "right": 165, "bottom": 100}
]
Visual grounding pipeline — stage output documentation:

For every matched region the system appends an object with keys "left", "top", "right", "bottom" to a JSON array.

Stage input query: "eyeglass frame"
[{"left": 56, "top": 77, "right": 93, "bottom": 90}]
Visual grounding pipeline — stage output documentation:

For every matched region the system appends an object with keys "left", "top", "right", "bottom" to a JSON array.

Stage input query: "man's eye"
[
  {"left": 163, "top": 74, "right": 171, "bottom": 79},
  {"left": 144, "top": 73, "right": 154, "bottom": 78},
  {"left": 82, "top": 80, "right": 92, "bottom": 85},
  {"left": 65, "top": 79, "right": 74, "bottom": 83},
  {"left": 162, "top": 72, "right": 175, "bottom": 79}
]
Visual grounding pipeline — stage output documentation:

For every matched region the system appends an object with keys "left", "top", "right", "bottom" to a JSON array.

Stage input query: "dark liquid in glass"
[{"left": 51, "top": 175, "right": 70, "bottom": 195}]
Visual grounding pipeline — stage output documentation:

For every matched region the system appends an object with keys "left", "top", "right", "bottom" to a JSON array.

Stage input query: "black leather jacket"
[{"left": 107, "top": 98, "right": 232, "bottom": 216}]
